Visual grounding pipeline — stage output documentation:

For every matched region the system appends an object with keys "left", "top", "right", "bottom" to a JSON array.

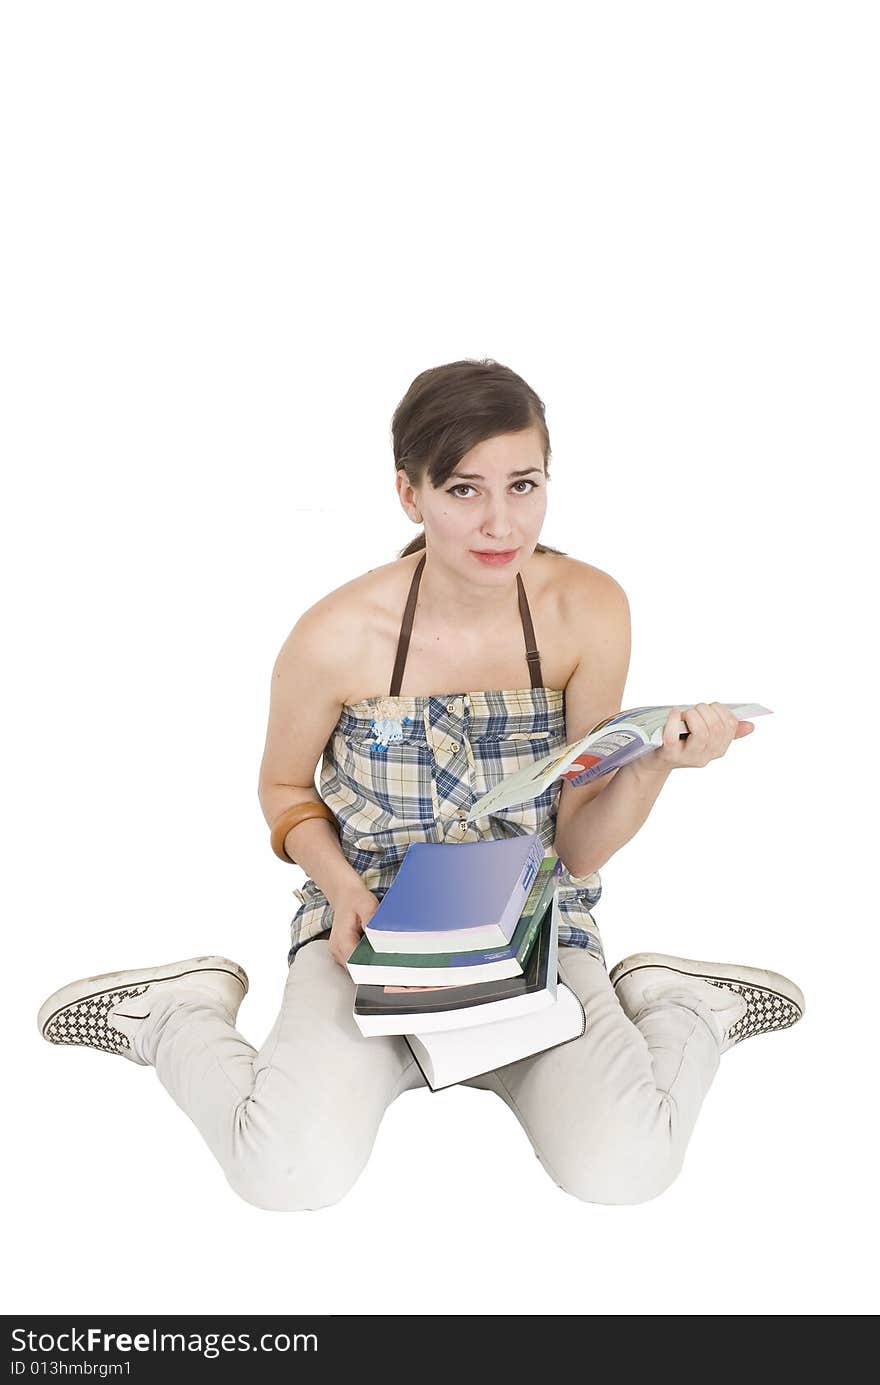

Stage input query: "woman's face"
[{"left": 398, "top": 427, "right": 548, "bottom": 576}]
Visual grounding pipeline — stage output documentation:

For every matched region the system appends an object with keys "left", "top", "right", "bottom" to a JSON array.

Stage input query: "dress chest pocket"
[
  {"left": 469, "top": 722, "right": 565, "bottom": 819},
  {"left": 470, "top": 719, "right": 561, "bottom": 755},
  {"left": 335, "top": 718, "right": 435, "bottom": 824},
  {"left": 498, "top": 730, "right": 555, "bottom": 742},
  {"left": 343, "top": 715, "right": 430, "bottom": 755}
]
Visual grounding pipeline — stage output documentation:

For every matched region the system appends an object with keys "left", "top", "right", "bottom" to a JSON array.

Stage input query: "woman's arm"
[
  {"left": 257, "top": 600, "right": 366, "bottom": 906},
  {"left": 555, "top": 756, "right": 673, "bottom": 878},
  {"left": 551, "top": 569, "right": 752, "bottom": 876},
  {"left": 558, "top": 700, "right": 755, "bottom": 877},
  {"left": 554, "top": 570, "right": 679, "bottom": 875},
  {"left": 552, "top": 566, "right": 634, "bottom": 876}
]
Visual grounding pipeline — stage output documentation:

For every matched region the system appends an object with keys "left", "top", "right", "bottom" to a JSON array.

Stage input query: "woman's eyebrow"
[{"left": 451, "top": 467, "right": 543, "bottom": 480}]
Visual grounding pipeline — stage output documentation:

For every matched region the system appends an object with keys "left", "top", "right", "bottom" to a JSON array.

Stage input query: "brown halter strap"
[{"left": 389, "top": 553, "right": 543, "bottom": 696}]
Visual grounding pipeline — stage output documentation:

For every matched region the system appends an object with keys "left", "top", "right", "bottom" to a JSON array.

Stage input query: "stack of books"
[{"left": 345, "top": 834, "right": 586, "bottom": 1090}]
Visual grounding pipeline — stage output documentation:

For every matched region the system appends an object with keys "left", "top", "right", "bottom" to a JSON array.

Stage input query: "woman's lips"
[{"left": 471, "top": 548, "right": 518, "bottom": 565}]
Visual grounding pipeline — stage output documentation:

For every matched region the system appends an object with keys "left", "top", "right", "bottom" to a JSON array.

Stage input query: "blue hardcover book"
[
  {"left": 346, "top": 856, "right": 562, "bottom": 986},
  {"left": 362, "top": 834, "right": 545, "bottom": 954}
]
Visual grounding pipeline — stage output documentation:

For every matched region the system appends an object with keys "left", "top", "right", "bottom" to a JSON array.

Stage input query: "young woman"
[{"left": 37, "top": 359, "right": 804, "bottom": 1211}]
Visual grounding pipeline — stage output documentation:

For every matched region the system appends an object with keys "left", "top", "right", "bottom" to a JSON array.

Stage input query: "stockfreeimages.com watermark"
[{"left": 11, "top": 1327, "right": 317, "bottom": 1364}]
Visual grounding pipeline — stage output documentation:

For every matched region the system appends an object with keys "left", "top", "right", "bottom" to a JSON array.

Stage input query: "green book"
[{"left": 346, "top": 855, "right": 559, "bottom": 987}]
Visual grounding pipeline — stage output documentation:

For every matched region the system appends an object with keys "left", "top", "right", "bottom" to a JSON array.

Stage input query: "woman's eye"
[{"left": 447, "top": 480, "right": 538, "bottom": 498}]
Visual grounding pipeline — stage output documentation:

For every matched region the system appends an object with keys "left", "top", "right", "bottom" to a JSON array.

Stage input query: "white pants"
[{"left": 135, "top": 938, "right": 724, "bottom": 1211}]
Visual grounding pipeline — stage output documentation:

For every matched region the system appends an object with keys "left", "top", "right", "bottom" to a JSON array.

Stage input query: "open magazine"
[{"left": 464, "top": 702, "right": 772, "bottom": 821}]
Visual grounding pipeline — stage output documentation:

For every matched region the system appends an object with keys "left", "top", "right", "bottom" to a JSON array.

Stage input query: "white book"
[
  {"left": 405, "top": 983, "right": 585, "bottom": 1091},
  {"left": 403, "top": 894, "right": 584, "bottom": 1089},
  {"left": 465, "top": 702, "right": 772, "bottom": 821}
]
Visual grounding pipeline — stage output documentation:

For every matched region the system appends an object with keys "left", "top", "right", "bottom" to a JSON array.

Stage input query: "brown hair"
[{"left": 392, "top": 358, "right": 567, "bottom": 559}]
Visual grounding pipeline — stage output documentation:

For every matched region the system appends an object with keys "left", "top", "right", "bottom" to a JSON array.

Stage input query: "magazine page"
[{"left": 465, "top": 702, "right": 772, "bottom": 821}]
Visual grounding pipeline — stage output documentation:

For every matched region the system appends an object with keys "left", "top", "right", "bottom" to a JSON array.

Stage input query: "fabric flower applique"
[{"left": 368, "top": 714, "right": 412, "bottom": 753}]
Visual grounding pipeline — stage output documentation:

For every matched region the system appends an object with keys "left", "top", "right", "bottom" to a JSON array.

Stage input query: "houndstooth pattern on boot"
[
  {"left": 705, "top": 979, "right": 801, "bottom": 1047},
  {"left": 41, "top": 985, "right": 150, "bottom": 1058}
]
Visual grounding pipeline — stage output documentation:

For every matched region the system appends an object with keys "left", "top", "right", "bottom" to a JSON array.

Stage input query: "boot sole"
[
  {"left": 37, "top": 955, "right": 249, "bottom": 1037},
  {"left": 608, "top": 951, "right": 805, "bottom": 1017}
]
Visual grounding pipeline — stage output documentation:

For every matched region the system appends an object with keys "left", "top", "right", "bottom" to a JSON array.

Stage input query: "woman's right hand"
[
  {"left": 327, "top": 882, "right": 382, "bottom": 968},
  {"left": 643, "top": 702, "right": 755, "bottom": 775}
]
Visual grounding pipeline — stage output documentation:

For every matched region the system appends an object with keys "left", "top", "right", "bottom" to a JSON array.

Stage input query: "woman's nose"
[{"left": 481, "top": 500, "right": 514, "bottom": 538}]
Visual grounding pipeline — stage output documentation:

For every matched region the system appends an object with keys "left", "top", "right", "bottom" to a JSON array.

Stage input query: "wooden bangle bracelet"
[{"left": 269, "top": 801, "right": 337, "bottom": 863}]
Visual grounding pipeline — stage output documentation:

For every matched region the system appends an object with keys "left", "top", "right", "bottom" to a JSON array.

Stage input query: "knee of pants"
[
  {"left": 223, "top": 1131, "right": 371, "bottom": 1213},
  {"left": 537, "top": 1099, "right": 685, "bottom": 1206},
  {"left": 551, "top": 1150, "right": 684, "bottom": 1206}
]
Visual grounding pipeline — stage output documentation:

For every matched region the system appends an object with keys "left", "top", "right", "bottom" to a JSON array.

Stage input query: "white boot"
[
  {"left": 37, "top": 956, "right": 249, "bottom": 1066},
  {"left": 608, "top": 951, "right": 804, "bottom": 1055}
]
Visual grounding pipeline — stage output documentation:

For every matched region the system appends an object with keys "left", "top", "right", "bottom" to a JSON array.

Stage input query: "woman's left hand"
[{"left": 646, "top": 701, "right": 755, "bottom": 773}]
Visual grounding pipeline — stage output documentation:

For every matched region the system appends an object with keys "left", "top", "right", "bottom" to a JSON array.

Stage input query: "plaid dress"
[{"left": 287, "top": 557, "right": 604, "bottom": 966}]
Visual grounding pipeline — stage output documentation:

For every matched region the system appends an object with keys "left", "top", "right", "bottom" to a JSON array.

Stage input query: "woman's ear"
[{"left": 396, "top": 469, "right": 422, "bottom": 523}]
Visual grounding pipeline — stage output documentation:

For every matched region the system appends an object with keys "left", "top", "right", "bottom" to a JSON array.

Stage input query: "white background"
[{"left": 4, "top": 1, "right": 877, "bottom": 1316}]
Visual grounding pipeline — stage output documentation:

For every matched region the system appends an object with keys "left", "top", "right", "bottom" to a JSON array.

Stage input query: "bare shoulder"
[
  {"left": 271, "top": 556, "right": 414, "bottom": 691},
  {"left": 300, "top": 556, "right": 413, "bottom": 637},
  {"left": 546, "top": 553, "right": 631, "bottom": 699},
  {"left": 545, "top": 553, "right": 630, "bottom": 634}
]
